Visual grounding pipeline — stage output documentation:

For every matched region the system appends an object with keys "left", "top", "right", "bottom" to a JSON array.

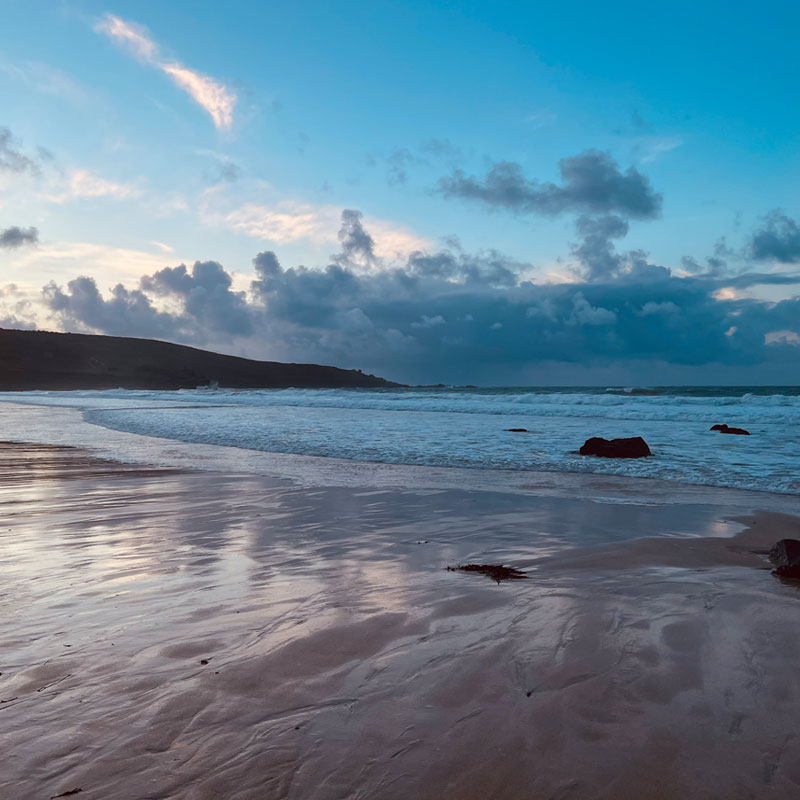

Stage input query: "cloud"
[
  {"left": 44, "top": 276, "right": 185, "bottom": 339},
  {"left": 0, "top": 226, "right": 38, "bottom": 249},
  {"left": 750, "top": 210, "right": 800, "bottom": 263},
  {"left": 95, "top": 14, "right": 236, "bottom": 130},
  {"left": 632, "top": 136, "right": 683, "bottom": 164},
  {"left": 335, "top": 209, "right": 377, "bottom": 268},
  {"left": 140, "top": 260, "right": 253, "bottom": 335},
  {"left": 95, "top": 14, "right": 158, "bottom": 61},
  {"left": 216, "top": 198, "right": 431, "bottom": 260},
  {"left": 0, "top": 127, "right": 40, "bottom": 175},
  {"left": 0, "top": 59, "right": 90, "bottom": 105},
  {"left": 39, "top": 210, "right": 800, "bottom": 383},
  {"left": 371, "top": 140, "right": 462, "bottom": 186},
  {"left": 438, "top": 150, "right": 662, "bottom": 219},
  {"left": 45, "top": 169, "right": 140, "bottom": 203},
  {"left": 195, "top": 150, "right": 242, "bottom": 183},
  {"left": 0, "top": 283, "right": 38, "bottom": 330},
  {"left": 5, "top": 240, "right": 183, "bottom": 284},
  {"left": 223, "top": 200, "right": 341, "bottom": 244},
  {"left": 159, "top": 64, "right": 236, "bottom": 130},
  {"left": 570, "top": 215, "right": 628, "bottom": 280}
]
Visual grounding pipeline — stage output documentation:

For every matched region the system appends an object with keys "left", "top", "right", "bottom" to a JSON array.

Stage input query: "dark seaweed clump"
[{"left": 446, "top": 564, "right": 527, "bottom": 583}]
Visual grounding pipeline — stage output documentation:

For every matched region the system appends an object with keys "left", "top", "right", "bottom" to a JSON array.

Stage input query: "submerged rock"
[
  {"left": 770, "top": 539, "right": 800, "bottom": 580},
  {"left": 710, "top": 424, "right": 751, "bottom": 435},
  {"left": 579, "top": 436, "right": 652, "bottom": 458}
]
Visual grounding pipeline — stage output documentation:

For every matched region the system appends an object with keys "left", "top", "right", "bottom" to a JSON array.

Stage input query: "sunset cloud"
[
  {"left": 95, "top": 14, "right": 236, "bottom": 130},
  {"left": 45, "top": 169, "right": 140, "bottom": 203},
  {"left": 219, "top": 200, "right": 431, "bottom": 261}
]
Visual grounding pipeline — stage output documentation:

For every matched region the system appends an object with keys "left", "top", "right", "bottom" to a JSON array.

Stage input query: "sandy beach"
[{"left": 1, "top": 441, "right": 800, "bottom": 799}]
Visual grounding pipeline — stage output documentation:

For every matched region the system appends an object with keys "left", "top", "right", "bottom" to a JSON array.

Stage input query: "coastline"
[
  {"left": 0, "top": 399, "right": 798, "bottom": 512},
  {"left": 2, "top": 440, "right": 800, "bottom": 798}
]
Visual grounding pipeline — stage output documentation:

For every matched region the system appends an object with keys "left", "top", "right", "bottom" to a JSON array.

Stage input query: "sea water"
[{"left": 0, "top": 386, "right": 798, "bottom": 495}]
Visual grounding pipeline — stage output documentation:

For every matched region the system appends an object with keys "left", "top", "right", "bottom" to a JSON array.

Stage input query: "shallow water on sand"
[{"left": 2, "top": 443, "right": 800, "bottom": 799}]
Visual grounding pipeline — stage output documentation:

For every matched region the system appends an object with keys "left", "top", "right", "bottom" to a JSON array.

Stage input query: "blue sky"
[{"left": 1, "top": 0, "right": 799, "bottom": 383}]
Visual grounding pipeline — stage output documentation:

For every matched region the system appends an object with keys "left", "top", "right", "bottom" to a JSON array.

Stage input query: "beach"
[{"left": 2, "top": 435, "right": 800, "bottom": 799}]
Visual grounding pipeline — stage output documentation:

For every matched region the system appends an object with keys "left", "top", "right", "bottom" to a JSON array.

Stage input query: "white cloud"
[
  {"left": 367, "top": 219, "right": 432, "bottom": 260},
  {"left": 640, "top": 300, "right": 680, "bottom": 316},
  {"left": 713, "top": 286, "right": 739, "bottom": 301},
  {"left": 95, "top": 14, "right": 236, "bottom": 130},
  {"left": 411, "top": 314, "right": 446, "bottom": 328},
  {"left": 3, "top": 240, "right": 180, "bottom": 285},
  {"left": 635, "top": 136, "right": 684, "bottom": 164},
  {"left": 45, "top": 169, "right": 140, "bottom": 204},
  {"left": 214, "top": 197, "right": 432, "bottom": 261},
  {"left": 569, "top": 292, "right": 616, "bottom": 326},
  {"left": 765, "top": 329, "right": 800, "bottom": 346},
  {"left": 160, "top": 63, "right": 235, "bottom": 130},
  {"left": 224, "top": 200, "right": 340, "bottom": 244},
  {"left": 95, "top": 15, "right": 158, "bottom": 62}
]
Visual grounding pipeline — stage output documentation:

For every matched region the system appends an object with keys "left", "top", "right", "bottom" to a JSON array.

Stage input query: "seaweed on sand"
[{"left": 446, "top": 564, "right": 528, "bottom": 583}]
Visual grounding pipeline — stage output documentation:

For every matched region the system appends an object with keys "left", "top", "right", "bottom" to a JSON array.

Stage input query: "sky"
[{"left": 1, "top": 0, "right": 799, "bottom": 385}]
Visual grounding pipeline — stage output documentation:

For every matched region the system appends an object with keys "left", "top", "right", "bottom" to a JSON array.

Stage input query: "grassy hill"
[{"left": 0, "top": 329, "right": 401, "bottom": 390}]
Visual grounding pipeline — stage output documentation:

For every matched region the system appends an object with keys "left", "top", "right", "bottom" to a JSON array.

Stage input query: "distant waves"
[{"left": 5, "top": 386, "right": 796, "bottom": 495}]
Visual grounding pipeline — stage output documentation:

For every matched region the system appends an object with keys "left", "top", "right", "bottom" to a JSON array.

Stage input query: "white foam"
[{"left": 0, "top": 387, "right": 798, "bottom": 496}]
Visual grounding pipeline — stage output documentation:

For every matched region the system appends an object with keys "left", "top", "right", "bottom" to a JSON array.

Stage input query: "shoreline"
[
  {"left": 0, "top": 400, "right": 798, "bottom": 513},
  {"left": 2, "top": 441, "right": 800, "bottom": 798}
]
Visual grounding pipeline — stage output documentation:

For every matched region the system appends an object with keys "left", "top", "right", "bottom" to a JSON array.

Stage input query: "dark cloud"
[
  {"left": 385, "top": 148, "right": 416, "bottom": 185},
  {"left": 140, "top": 260, "right": 253, "bottom": 335},
  {"left": 374, "top": 140, "right": 462, "bottom": 186},
  {"left": 43, "top": 277, "right": 183, "bottom": 340},
  {"left": 0, "top": 128, "right": 40, "bottom": 175},
  {"left": 438, "top": 150, "right": 662, "bottom": 220},
  {"left": 334, "top": 209, "right": 377, "bottom": 268},
  {"left": 41, "top": 211, "right": 800, "bottom": 383},
  {"left": 750, "top": 210, "right": 800, "bottom": 263},
  {"left": 571, "top": 215, "right": 628, "bottom": 280},
  {"left": 216, "top": 160, "right": 241, "bottom": 182},
  {"left": 0, "top": 226, "right": 39, "bottom": 248},
  {"left": 420, "top": 138, "right": 462, "bottom": 161}
]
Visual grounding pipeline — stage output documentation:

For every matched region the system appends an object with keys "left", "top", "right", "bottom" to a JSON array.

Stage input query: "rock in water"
[
  {"left": 579, "top": 436, "right": 652, "bottom": 458},
  {"left": 506, "top": 428, "right": 528, "bottom": 432},
  {"left": 770, "top": 539, "right": 800, "bottom": 579},
  {"left": 710, "top": 424, "right": 750, "bottom": 435}
]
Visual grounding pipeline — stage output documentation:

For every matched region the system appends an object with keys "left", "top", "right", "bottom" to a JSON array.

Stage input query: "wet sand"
[{"left": 1, "top": 442, "right": 800, "bottom": 799}]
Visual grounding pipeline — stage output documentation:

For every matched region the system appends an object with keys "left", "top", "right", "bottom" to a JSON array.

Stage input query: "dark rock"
[
  {"left": 579, "top": 436, "right": 652, "bottom": 458},
  {"left": 506, "top": 428, "right": 528, "bottom": 433},
  {"left": 769, "top": 539, "right": 800, "bottom": 568},
  {"left": 769, "top": 539, "right": 800, "bottom": 581},
  {"left": 710, "top": 424, "right": 750, "bottom": 435},
  {"left": 774, "top": 565, "right": 800, "bottom": 580}
]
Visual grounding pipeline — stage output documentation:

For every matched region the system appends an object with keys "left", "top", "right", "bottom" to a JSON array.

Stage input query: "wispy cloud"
[
  {"left": 95, "top": 14, "right": 236, "bottom": 130},
  {"left": 633, "top": 136, "right": 683, "bottom": 164},
  {"left": 44, "top": 169, "right": 140, "bottom": 204},
  {"left": 4, "top": 240, "right": 180, "bottom": 284}
]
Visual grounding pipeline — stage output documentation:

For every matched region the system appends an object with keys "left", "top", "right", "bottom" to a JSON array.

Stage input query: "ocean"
[{"left": 1, "top": 385, "right": 798, "bottom": 496}]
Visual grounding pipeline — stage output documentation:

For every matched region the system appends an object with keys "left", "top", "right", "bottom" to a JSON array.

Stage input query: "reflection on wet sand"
[{"left": 1, "top": 442, "right": 800, "bottom": 799}]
